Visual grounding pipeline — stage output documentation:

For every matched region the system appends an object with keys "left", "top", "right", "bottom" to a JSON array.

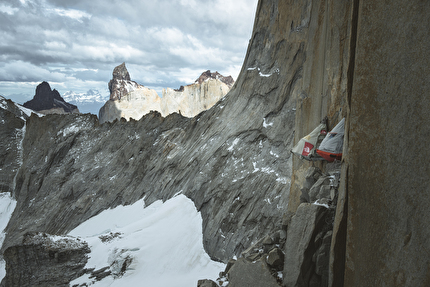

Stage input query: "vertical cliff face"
[
  {"left": 344, "top": 1, "right": 430, "bottom": 286},
  {"left": 287, "top": 0, "right": 352, "bottom": 215},
  {"left": 284, "top": 0, "right": 430, "bottom": 286}
]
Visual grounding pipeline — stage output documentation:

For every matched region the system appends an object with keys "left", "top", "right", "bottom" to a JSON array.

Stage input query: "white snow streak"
[
  {"left": 313, "top": 201, "right": 329, "bottom": 208},
  {"left": 227, "top": 138, "right": 240, "bottom": 152},
  {"left": 247, "top": 67, "right": 280, "bottom": 78},
  {"left": 263, "top": 118, "right": 274, "bottom": 128}
]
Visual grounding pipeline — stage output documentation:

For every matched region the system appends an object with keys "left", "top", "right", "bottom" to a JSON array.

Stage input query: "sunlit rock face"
[
  {"left": 161, "top": 71, "right": 233, "bottom": 117},
  {"left": 99, "top": 66, "right": 233, "bottom": 123},
  {"left": 99, "top": 87, "right": 162, "bottom": 124}
]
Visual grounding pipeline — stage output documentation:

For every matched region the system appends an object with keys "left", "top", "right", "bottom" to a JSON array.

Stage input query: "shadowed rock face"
[
  {"left": 23, "top": 82, "right": 79, "bottom": 114},
  {"left": 343, "top": 1, "right": 430, "bottom": 286}
]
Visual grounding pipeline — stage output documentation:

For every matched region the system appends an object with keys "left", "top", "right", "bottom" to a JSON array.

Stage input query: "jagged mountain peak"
[
  {"left": 108, "top": 62, "right": 141, "bottom": 101},
  {"left": 112, "top": 62, "right": 131, "bottom": 81},
  {"left": 23, "top": 82, "right": 79, "bottom": 115},
  {"left": 194, "top": 70, "right": 234, "bottom": 88}
]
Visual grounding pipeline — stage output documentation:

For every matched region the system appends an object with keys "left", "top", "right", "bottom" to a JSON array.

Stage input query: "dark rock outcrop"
[
  {"left": 107, "top": 62, "right": 141, "bottom": 101},
  {"left": 1, "top": 232, "right": 90, "bottom": 287},
  {"left": 23, "top": 82, "right": 79, "bottom": 114}
]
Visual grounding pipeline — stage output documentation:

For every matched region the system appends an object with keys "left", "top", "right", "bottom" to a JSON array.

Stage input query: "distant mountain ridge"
[
  {"left": 63, "top": 90, "right": 107, "bottom": 104},
  {"left": 63, "top": 90, "right": 109, "bottom": 115}
]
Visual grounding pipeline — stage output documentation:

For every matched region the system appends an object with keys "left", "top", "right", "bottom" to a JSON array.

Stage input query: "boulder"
[
  {"left": 1, "top": 232, "right": 90, "bottom": 287},
  {"left": 227, "top": 258, "right": 280, "bottom": 287},
  {"left": 266, "top": 248, "right": 284, "bottom": 271},
  {"left": 304, "top": 167, "right": 323, "bottom": 189}
]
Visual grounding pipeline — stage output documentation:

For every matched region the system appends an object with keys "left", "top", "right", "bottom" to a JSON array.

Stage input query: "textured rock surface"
[
  {"left": 2, "top": 0, "right": 429, "bottom": 286},
  {"left": 343, "top": 1, "right": 430, "bottom": 286},
  {"left": 197, "top": 279, "right": 219, "bottom": 287},
  {"left": 288, "top": 0, "right": 352, "bottom": 215},
  {"left": 1, "top": 232, "right": 90, "bottom": 287},
  {"left": 23, "top": 82, "right": 79, "bottom": 114}
]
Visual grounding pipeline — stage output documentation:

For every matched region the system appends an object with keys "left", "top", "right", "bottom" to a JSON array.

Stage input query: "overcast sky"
[{"left": 0, "top": 0, "right": 258, "bottom": 104}]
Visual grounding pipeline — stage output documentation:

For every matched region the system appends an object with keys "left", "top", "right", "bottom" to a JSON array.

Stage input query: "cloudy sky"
[{"left": 0, "top": 0, "right": 258, "bottom": 104}]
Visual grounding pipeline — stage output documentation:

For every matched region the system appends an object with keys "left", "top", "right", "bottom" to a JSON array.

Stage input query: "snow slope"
[
  {"left": 69, "top": 194, "right": 225, "bottom": 287},
  {"left": 0, "top": 193, "right": 17, "bottom": 280}
]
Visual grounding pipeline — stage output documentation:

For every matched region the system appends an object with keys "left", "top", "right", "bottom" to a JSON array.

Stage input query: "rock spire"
[
  {"left": 23, "top": 81, "right": 79, "bottom": 114},
  {"left": 108, "top": 62, "right": 140, "bottom": 101}
]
